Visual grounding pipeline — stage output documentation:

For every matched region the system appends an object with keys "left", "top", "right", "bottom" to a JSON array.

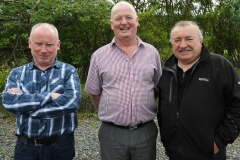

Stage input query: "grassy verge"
[
  {"left": 0, "top": 105, "right": 15, "bottom": 121},
  {"left": 78, "top": 110, "right": 98, "bottom": 121}
]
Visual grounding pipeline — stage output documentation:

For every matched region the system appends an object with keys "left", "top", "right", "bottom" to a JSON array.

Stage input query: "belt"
[
  {"left": 17, "top": 132, "right": 73, "bottom": 146},
  {"left": 103, "top": 120, "right": 153, "bottom": 130}
]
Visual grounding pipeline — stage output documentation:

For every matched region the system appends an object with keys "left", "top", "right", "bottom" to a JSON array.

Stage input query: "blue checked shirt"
[{"left": 2, "top": 59, "right": 81, "bottom": 138}]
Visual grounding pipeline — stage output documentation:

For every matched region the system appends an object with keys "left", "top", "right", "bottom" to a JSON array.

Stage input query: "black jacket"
[{"left": 157, "top": 45, "right": 240, "bottom": 160}]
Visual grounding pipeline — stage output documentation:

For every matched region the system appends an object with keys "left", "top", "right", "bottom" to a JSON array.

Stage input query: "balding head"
[
  {"left": 110, "top": 1, "right": 137, "bottom": 20},
  {"left": 29, "top": 23, "right": 59, "bottom": 41}
]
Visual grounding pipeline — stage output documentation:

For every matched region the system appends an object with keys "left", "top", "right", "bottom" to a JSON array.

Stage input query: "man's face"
[
  {"left": 28, "top": 26, "right": 60, "bottom": 70},
  {"left": 171, "top": 25, "right": 203, "bottom": 64},
  {"left": 110, "top": 3, "right": 138, "bottom": 41}
]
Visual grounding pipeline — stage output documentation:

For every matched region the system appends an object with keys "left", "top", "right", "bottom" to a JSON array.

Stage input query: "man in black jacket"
[{"left": 157, "top": 20, "right": 240, "bottom": 160}]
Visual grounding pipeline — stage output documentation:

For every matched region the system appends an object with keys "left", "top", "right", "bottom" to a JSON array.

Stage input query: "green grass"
[
  {"left": 78, "top": 110, "right": 98, "bottom": 120},
  {"left": 0, "top": 105, "right": 15, "bottom": 120}
]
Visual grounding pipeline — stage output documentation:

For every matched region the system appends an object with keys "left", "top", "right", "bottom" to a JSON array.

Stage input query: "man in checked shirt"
[
  {"left": 2, "top": 23, "right": 81, "bottom": 160},
  {"left": 84, "top": 1, "right": 162, "bottom": 160}
]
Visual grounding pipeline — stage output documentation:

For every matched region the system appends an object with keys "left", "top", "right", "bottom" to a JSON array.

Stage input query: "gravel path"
[{"left": 0, "top": 118, "right": 240, "bottom": 160}]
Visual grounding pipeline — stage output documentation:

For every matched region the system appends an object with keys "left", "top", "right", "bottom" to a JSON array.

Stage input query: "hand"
[
  {"left": 7, "top": 88, "right": 23, "bottom": 94},
  {"left": 50, "top": 92, "right": 61, "bottom": 100},
  {"left": 214, "top": 142, "right": 219, "bottom": 154}
]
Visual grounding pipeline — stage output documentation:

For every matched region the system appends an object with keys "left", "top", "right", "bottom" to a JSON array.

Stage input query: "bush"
[
  {"left": 237, "top": 69, "right": 240, "bottom": 76},
  {"left": 79, "top": 89, "right": 95, "bottom": 113},
  {"left": 0, "top": 65, "right": 14, "bottom": 119},
  {"left": 0, "top": 65, "right": 10, "bottom": 92},
  {"left": 78, "top": 83, "right": 96, "bottom": 113}
]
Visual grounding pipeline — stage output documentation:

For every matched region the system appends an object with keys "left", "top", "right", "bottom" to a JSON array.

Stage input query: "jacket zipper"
[
  {"left": 176, "top": 112, "right": 179, "bottom": 125},
  {"left": 169, "top": 76, "right": 173, "bottom": 101}
]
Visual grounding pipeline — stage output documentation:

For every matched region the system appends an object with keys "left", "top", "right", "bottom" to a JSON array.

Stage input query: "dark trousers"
[
  {"left": 99, "top": 120, "right": 158, "bottom": 160},
  {"left": 215, "top": 147, "right": 226, "bottom": 160},
  {"left": 14, "top": 134, "right": 75, "bottom": 160}
]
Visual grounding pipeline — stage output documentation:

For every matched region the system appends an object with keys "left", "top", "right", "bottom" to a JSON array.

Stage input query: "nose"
[
  {"left": 179, "top": 40, "right": 188, "bottom": 48},
  {"left": 40, "top": 45, "right": 48, "bottom": 52},
  {"left": 121, "top": 17, "right": 128, "bottom": 24}
]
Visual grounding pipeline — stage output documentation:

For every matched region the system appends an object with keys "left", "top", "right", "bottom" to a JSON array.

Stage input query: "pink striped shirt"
[{"left": 85, "top": 37, "right": 162, "bottom": 126}]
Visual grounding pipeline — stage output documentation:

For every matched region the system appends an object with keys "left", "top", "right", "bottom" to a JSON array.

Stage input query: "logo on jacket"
[
  {"left": 199, "top": 78, "right": 209, "bottom": 82},
  {"left": 238, "top": 81, "right": 240, "bottom": 84}
]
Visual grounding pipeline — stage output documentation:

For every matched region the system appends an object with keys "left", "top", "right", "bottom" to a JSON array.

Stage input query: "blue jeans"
[{"left": 14, "top": 134, "right": 75, "bottom": 160}]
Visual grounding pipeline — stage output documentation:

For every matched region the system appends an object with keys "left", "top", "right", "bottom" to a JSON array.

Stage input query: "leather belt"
[
  {"left": 17, "top": 132, "right": 73, "bottom": 146},
  {"left": 103, "top": 120, "right": 153, "bottom": 130}
]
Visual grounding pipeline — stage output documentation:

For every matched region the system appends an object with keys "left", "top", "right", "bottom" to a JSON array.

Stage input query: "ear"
[
  {"left": 136, "top": 16, "right": 139, "bottom": 27},
  {"left": 57, "top": 40, "right": 60, "bottom": 50},
  {"left": 28, "top": 38, "right": 31, "bottom": 49},
  {"left": 110, "top": 20, "right": 114, "bottom": 30},
  {"left": 200, "top": 39, "right": 203, "bottom": 46}
]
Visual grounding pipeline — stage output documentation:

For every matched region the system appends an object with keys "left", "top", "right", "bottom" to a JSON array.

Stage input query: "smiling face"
[
  {"left": 170, "top": 24, "right": 203, "bottom": 65},
  {"left": 28, "top": 24, "right": 60, "bottom": 70},
  {"left": 110, "top": 2, "right": 138, "bottom": 42}
]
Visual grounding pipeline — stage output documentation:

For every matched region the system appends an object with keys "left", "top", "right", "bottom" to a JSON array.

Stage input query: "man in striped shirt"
[
  {"left": 85, "top": 1, "right": 162, "bottom": 160},
  {"left": 2, "top": 23, "right": 81, "bottom": 160}
]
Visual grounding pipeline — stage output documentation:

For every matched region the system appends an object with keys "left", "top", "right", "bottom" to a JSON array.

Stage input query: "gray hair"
[
  {"left": 169, "top": 21, "right": 203, "bottom": 42},
  {"left": 29, "top": 23, "right": 59, "bottom": 40}
]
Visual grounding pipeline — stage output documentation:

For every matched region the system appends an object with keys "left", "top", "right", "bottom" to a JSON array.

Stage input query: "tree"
[
  {"left": 200, "top": 0, "right": 240, "bottom": 67},
  {"left": 0, "top": 0, "right": 113, "bottom": 81},
  {"left": 0, "top": 0, "right": 239, "bottom": 84}
]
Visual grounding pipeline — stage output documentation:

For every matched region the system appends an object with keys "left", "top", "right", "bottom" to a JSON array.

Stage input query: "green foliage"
[
  {"left": 77, "top": 83, "right": 97, "bottom": 120},
  {"left": 78, "top": 84, "right": 95, "bottom": 113},
  {"left": 198, "top": 1, "right": 240, "bottom": 68},
  {"left": 138, "top": 6, "right": 171, "bottom": 64},
  {"left": 237, "top": 69, "right": 240, "bottom": 76},
  {"left": 0, "top": 65, "right": 14, "bottom": 119},
  {"left": 1, "top": 0, "right": 240, "bottom": 79},
  {"left": 0, "top": 0, "right": 114, "bottom": 80},
  {"left": 0, "top": 0, "right": 240, "bottom": 119},
  {"left": 77, "top": 83, "right": 97, "bottom": 119},
  {"left": 0, "top": 65, "right": 10, "bottom": 92}
]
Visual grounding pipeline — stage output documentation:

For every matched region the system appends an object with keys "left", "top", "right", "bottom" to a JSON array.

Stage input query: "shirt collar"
[
  {"left": 110, "top": 36, "right": 146, "bottom": 48},
  {"left": 29, "top": 58, "right": 61, "bottom": 70}
]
